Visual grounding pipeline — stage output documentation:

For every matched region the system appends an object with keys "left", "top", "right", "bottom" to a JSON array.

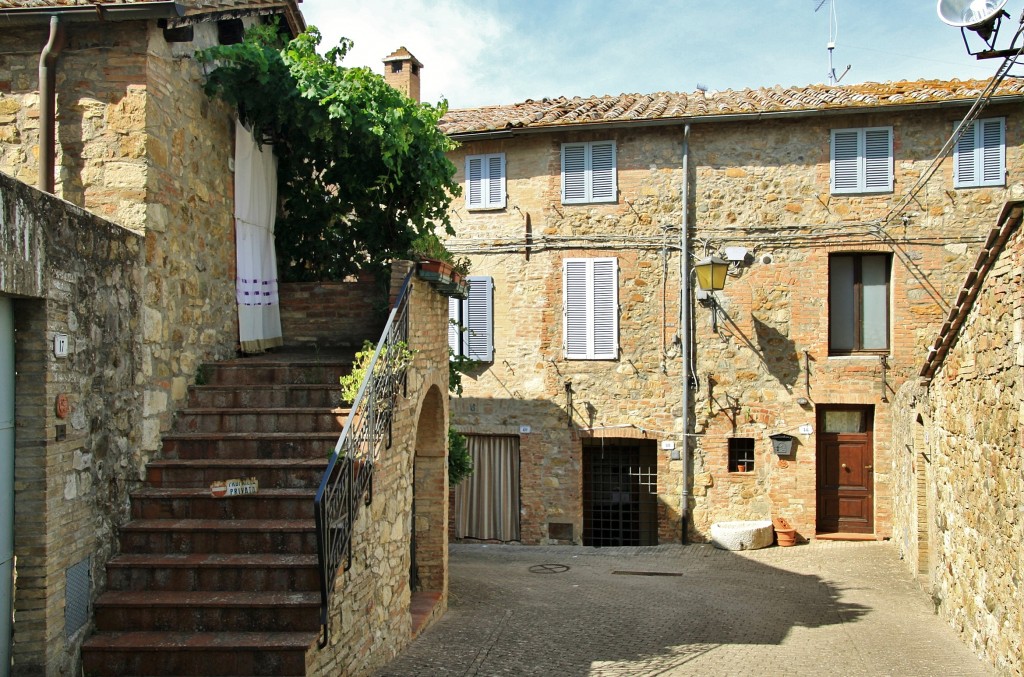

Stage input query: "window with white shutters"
[
  {"left": 563, "top": 258, "right": 618, "bottom": 360},
  {"left": 830, "top": 127, "right": 893, "bottom": 194},
  {"left": 448, "top": 276, "right": 494, "bottom": 362},
  {"left": 954, "top": 118, "right": 1005, "bottom": 188},
  {"left": 561, "top": 141, "right": 617, "bottom": 204},
  {"left": 465, "top": 154, "right": 506, "bottom": 209}
]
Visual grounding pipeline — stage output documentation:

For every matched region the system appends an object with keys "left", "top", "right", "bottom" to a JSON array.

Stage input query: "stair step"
[
  {"left": 160, "top": 432, "right": 338, "bottom": 460},
  {"left": 204, "top": 361, "right": 350, "bottom": 386},
  {"left": 80, "top": 631, "right": 314, "bottom": 676},
  {"left": 119, "top": 519, "right": 317, "bottom": 555},
  {"left": 175, "top": 408, "right": 344, "bottom": 434},
  {"left": 131, "top": 488, "right": 315, "bottom": 520},
  {"left": 145, "top": 458, "right": 328, "bottom": 488},
  {"left": 188, "top": 384, "right": 340, "bottom": 409},
  {"left": 95, "top": 591, "right": 320, "bottom": 632},
  {"left": 106, "top": 553, "right": 319, "bottom": 592}
]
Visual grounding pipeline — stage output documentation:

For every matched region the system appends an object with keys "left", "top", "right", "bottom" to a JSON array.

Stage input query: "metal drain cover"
[{"left": 529, "top": 563, "right": 570, "bottom": 574}]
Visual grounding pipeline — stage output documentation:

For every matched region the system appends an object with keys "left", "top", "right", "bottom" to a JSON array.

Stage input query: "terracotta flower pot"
[{"left": 773, "top": 516, "right": 798, "bottom": 547}]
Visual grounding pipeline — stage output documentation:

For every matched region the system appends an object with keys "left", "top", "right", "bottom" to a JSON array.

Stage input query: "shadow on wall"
[{"left": 378, "top": 543, "right": 872, "bottom": 676}]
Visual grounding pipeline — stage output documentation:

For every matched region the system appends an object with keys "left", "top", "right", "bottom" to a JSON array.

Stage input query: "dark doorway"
[
  {"left": 583, "top": 439, "right": 658, "bottom": 546},
  {"left": 816, "top": 406, "right": 874, "bottom": 534}
]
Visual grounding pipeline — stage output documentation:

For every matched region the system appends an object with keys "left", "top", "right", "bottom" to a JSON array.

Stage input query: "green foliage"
[
  {"left": 338, "top": 340, "right": 415, "bottom": 404},
  {"left": 448, "top": 347, "right": 477, "bottom": 397},
  {"left": 448, "top": 427, "right": 473, "bottom": 486},
  {"left": 409, "top": 232, "right": 471, "bottom": 275},
  {"left": 199, "top": 23, "right": 460, "bottom": 281}
]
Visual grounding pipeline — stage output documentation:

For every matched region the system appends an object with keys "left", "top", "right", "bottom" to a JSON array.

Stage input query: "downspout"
[
  {"left": 38, "top": 14, "right": 65, "bottom": 194},
  {"left": 680, "top": 123, "right": 691, "bottom": 544}
]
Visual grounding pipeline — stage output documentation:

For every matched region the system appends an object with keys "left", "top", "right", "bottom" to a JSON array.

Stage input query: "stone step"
[
  {"left": 118, "top": 519, "right": 317, "bottom": 555},
  {"left": 188, "top": 384, "right": 340, "bottom": 409},
  {"left": 160, "top": 432, "right": 338, "bottom": 460},
  {"left": 175, "top": 408, "right": 344, "bottom": 434},
  {"left": 94, "top": 591, "right": 320, "bottom": 633},
  {"left": 105, "top": 553, "right": 319, "bottom": 592},
  {"left": 202, "top": 361, "right": 350, "bottom": 387},
  {"left": 80, "top": 631, "right": 314, "bottom": 676},
  {"left": 145, "top": 458, "right": 327, "bottom": 489},
  {"left": 130, "top": 488, "right": 315, "bottom": 521}
]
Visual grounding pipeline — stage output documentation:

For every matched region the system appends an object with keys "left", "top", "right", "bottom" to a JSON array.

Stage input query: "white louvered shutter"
[
  {"left": 954, "top": 123, "right": 977, "bottom": 188},
  {"left": 466, "top": 156, "right": 484, "bottom": 208},
  {"left": 590, "top": 141, "right": 616, "bottom": 202},
  {"left": 831, "top": 129, "right": 860, "bottom": 193},
  {"left": 863, "top": 127, "right": 892, "bottom": 192},
  {"left": 564, "top": 258, "right": 618, "bottom": 359},
  {"left": 979, "top": 118, "right": 1005, "bottom": 186},
  {"left": 448, "top": 296, "right": 464, "bottom": 357},
  {"left": 564, "top": 259, "right": 589, "bottom": 358},
  {"left": 485, "top": 154, "right": 506, "bottom": 208},
  {"left": 590, "top": 258, "right": 618, "bottom": 359},
  {"left": 465, "top": 276, "right": 493, "bottom": 362},
  {"left": 562, "top": 144, "right": 587, "bottom": 203}
]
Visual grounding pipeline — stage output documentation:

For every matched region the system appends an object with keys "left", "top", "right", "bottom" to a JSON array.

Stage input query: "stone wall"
[
  {"left": 891, "top": 219, "right": 1023, "bottom": 675},
  {"left": 278, "top": 278, "right": 387, "bottom": 349},
  {"left": 305, "top": 268, "right": 450, "bottom": 676},
  {"left": 0, "top": 173, "right": 144, "bottom": 675},
  {"left": 446, "top": 102, "right": 1024, "bottom": 544}
]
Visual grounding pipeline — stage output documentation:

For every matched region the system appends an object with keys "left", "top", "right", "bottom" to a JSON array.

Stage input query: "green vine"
[{"left": 199, "top": 23, "right": 460, "bottom": 281}]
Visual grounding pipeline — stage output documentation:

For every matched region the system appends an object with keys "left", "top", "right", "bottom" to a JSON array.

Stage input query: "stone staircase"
[{"left": 81, "top": 350, "right": 352, "bottom": 676}]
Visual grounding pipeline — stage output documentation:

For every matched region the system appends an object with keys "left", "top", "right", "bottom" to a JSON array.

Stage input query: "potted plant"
[{"left": 409, "top": 232, "right": 470, "bottom": 297}]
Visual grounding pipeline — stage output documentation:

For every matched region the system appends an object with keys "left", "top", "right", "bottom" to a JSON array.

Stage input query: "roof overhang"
[
  {"left": 446, "top": 94, "right": 1024, "bottom": 141},
  {"left": 0, "top": 2, "right": 186, "bottom": 25}
]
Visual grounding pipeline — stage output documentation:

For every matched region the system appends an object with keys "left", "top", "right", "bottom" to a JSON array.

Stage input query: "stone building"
[
  {"left": 435, "top": 75, "right": 1024, "bottom": 548},
  {"left": 891, "top": 201, "right": 1023, "bottom": 675}
]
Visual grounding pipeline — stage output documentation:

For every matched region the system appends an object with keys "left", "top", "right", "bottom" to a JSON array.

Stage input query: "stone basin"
[{"left": 710, "top": 520, "right": 774, "bottom": 551}]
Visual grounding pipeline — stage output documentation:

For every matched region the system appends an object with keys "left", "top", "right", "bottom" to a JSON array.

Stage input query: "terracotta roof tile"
[{"left": 440, "top": 78, "right": 1024, "bottom": 135}]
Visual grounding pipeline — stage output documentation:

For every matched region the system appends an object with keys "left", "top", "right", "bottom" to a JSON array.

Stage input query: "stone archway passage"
[{"left": 411, "top": 385, "right": 446, "bottom": 593}]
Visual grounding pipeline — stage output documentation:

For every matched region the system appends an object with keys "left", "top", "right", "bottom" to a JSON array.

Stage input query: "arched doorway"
[{"left": 410, "top": 384, "right": 446, "bottom": 594}]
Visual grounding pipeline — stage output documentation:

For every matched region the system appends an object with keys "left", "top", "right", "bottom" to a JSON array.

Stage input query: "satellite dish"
[{"left": 937, "top": 0, "right": 1008, "bottom": 28}]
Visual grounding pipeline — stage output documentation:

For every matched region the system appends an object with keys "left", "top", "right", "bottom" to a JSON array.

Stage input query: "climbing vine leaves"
[{"left": 199, "top": 24, "right": 460, "bottom": 281}]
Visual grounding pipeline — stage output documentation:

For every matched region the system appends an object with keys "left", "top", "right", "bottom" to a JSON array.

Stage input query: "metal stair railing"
[{"left": 314, "top": 271, "right": 412, "bottom": 648}]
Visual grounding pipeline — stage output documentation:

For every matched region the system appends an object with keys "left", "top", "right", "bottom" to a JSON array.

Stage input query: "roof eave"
[
  {"left": 446, "top": 94, "right": 1024, "bottom": 141},
  {"left": 0, "top": 2, "right": 186, "bottom": 25}
]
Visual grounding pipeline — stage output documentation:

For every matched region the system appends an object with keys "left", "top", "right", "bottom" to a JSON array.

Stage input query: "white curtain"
[
  {"left": 454, "top": 435, "right": 520, "bottom": 542},
  {"left": 234, "top": 120, "right": 283, "bottom": 353}
]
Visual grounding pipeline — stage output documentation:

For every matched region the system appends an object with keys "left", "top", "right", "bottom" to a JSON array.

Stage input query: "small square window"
[{"left": 728, "top": 438, "right": 755, "bottom": 473}]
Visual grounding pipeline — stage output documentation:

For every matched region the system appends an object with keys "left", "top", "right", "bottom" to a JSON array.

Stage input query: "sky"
[{"left": 299, "top": 0, "right": 1018, "bottom": 109}]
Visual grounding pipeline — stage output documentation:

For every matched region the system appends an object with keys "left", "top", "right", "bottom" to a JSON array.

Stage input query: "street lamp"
[
  {"left": 694, "top": 255, "right": 730, "bottom": 333},
  {"left": 938, "top": 0, "right": 1015, "bottom": 57}
]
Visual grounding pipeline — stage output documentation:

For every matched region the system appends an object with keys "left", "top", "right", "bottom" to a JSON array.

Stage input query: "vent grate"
[{"left": 65, "top": 558, "right": 91, "bottom": 639}]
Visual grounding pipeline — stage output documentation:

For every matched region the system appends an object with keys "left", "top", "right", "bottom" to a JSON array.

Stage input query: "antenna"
[{"left": 818, "top": 0, "right": 851, "bottom": 84}]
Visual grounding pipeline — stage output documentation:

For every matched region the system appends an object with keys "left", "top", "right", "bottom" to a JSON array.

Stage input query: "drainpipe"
[
  {"left": 38, "top": 15, "right": 65, "bottom": 194},
  {"left": 680, "top": 123, "right": 691, "bottom": 544}
]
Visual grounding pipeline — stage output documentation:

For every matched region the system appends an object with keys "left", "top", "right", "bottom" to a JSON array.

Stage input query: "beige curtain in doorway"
[
  {"left": 454, "top": 435, "right": 520, "bottom": 542},
  {"left": 234, "top": 120, "right": 283, "bottom": 353}
]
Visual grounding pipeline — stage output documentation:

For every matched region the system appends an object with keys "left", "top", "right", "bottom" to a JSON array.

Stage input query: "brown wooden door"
[{"left": 817, "top": 407, "right": 874, "bottom": 533}]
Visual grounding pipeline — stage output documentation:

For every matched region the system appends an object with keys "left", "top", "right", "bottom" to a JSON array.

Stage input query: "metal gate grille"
[{"left": 583, "top": 440, "right": 658, "bottom": 546}]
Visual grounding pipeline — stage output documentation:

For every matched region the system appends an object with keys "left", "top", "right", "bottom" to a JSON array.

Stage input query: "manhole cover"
[{"left": 528, "top": 563, "right": 570, "bottom": 574}]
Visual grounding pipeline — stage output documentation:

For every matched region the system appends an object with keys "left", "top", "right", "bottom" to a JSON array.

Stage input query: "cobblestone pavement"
[{"left": 376, "top": 540, "right": 992, "bottom": 677}]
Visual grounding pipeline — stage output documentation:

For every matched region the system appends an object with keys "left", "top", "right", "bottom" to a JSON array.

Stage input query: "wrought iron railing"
[{"left": 314, "top": 272, "right": 412, "bottom": 648}]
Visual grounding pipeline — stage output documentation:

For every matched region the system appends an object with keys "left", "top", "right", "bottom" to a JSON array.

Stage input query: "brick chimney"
[{"left": 382, "top": 46, "right": 423, "bottom": 103}]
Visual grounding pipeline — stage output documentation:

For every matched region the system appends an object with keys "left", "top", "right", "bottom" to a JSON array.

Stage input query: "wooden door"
[{"left": 817, "top": 407, "right": 874, "bottom": 534}]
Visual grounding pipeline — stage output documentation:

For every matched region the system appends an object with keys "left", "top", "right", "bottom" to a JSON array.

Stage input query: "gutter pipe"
[
  {"left": 38, "top": 15, "right": 64, "bottom": 193},
  {"left": 26, "top": 3, "right": 185, "bottom": 194},
  {"left": 680, "top": 123, "right": 691, "bottom": 544}
]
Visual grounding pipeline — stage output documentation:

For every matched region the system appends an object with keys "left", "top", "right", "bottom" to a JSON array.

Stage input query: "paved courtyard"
[{"left": 377, "top": 540, "right": 991, "bottom": 676}]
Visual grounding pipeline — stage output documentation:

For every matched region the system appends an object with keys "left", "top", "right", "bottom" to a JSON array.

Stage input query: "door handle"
[
  {"left": 841, "top": 463, "right": 848, "bottom": 470},
  {"left": 865, "top": 465, "right": 873, "bottom": 471}
]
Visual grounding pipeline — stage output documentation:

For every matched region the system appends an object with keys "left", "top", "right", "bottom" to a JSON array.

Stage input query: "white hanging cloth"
[{"left": 234, "top": 120, "right": 283, "bottom": 353}]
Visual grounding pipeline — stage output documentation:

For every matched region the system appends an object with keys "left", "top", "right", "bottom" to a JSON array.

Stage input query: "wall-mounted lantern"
[{"left": 694, "top": 256, "right": 729, "bottom": 292}]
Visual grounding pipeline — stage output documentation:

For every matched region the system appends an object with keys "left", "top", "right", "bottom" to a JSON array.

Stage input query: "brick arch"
[{"left": 411, "top": 384, "right": 447, "bottom": 593}]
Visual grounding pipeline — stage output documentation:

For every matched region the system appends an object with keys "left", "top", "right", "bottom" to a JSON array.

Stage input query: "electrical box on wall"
[{"left": 53, "top": 333, "right": 68, "bottom": 358}]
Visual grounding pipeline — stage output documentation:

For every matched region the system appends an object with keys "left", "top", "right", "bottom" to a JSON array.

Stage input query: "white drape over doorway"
[
  {"left": 234, "top": 120, "right": 283, "bottom": 353},
  {"left": 454, "top": 435, "right": 520, "bottom": 542}
]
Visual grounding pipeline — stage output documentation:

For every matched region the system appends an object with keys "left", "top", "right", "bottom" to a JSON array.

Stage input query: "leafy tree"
[{"left": 199, "top": 24, "right": 460, "bottom": 281}]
